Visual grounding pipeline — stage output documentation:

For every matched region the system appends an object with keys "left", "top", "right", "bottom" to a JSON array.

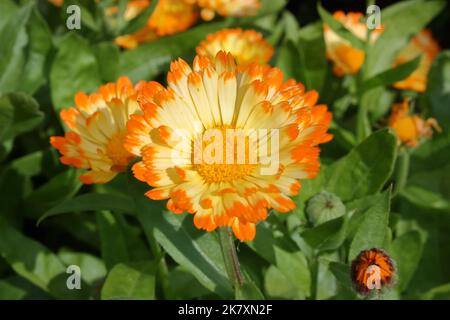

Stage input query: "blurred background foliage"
[{"left": 0, "top": 0, "right": 450, "bottom": 300}]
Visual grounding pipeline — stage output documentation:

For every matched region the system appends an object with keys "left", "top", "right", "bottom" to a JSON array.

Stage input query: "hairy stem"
[{"left": 218, "top": 227, "right": 244, "bottom": 287}]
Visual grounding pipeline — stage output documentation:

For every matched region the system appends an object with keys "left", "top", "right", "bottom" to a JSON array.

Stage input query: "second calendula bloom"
[
  {"left": 393, "top": 29, "right": 440, "bottom": 93},
  {"left": 115, "top": 0, "right": 199, "bottom": 49},
  {"left": 50, "top": 77, "right": 140, "bottom": 184},
  {"left": 125, "top": 51, "right": 332, "bottom": 241},
  {"left": 196, "top": 29, "right": 274, "bottom": 65},
  {"left": 388, "top": 99, "right": 441, "bottom": 147},
  {"left": 186, "top": 0, "right": 260, "bottom": 20},
  {"left": 324, "top": 11, "right": 382, "bottom": 76}
]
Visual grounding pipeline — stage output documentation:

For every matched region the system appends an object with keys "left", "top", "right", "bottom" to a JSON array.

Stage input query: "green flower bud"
[{"left": 306, "top": 191, "right": 345, "bottom": 226}]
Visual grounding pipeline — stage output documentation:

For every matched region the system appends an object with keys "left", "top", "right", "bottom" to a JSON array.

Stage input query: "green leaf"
[
  {"left": 93, "top": 42, "right": 120, "bottom": 82},
  {"left": 58, "top": 250, "right": 107, "bottom": 286},
  {"left": 50, "top": 33, "right": 102, "bottom": 110},
  {"left": 0, "top": 279, "right": 28, "bottom": 300},
  {"left": 119, "top": 21, "right": 228, "bottom": 82},
  {"left": 38, "top": 193, "right": 135, "bottom": 225},
  {"left": 9, "top": 151, "right": 43, "bottom": 177},
  {"left": 101, "top": 262, "right": 156, "bottom": 300},
  {"left": 317, "top": 3, "right": 365, "bottom": 50},
  {"left": 301, "top": 213, "right": 349, "bottom": 252},
  {"left": 348, "top": 189, "right": 391, "bottom": 260},
  {"left": 401, "top": 185, "right": 450, "bottom": 212},
  {"left": 326, "top": 129, "right": 397, "bottom": 202},
  {"left": 390, "top": 231, "right": 424, "bottom": 292},
  {"left": 275, "top": 39, "right": 301, "bottom": 80},
  {"left": 96, "top": 211, "right": 130, "bottom": 270},
  {"left": 0, "top": 217, "right": 88, "bottom": 299},
  {"left": 361, "top": 56, "right": 421, "bottom": 93},
  {"left": 272, "top": 247, "right": 311, "bottom": 298},
  {"left": 420, "top": 283, "right": 450, "bottom": 300},
  {"left": 0, "top": 2, "right": 32, "bottom": 94},
  {"left": 235, "top": 271, "right": 265, "bottom": 300},
  {"left": 0, "top": 0, "right": 18, "bottom": 30},
  {"left": 0, "top": 93, "right": 44, "bottom": 142},
  {"left": 297, "top": 22, "right": 328, "bottom": 92},
  {"left": 24, "top": 169, "right": 82, "bottom": 219},
  {"left": 21, "top": 8, "right": 53, "bottom": 94},
  {"left": 328, "top": 261, "right": 357, "bottom": 298},
  {"left": 427, "top": 51, "right": 450, "bottom": 130},
  {"left": 282, "top": 11, "right": 300, "bottom": 42},
  {"left": 264, "top": 265, "right": 300, "bottom": 299},
  {"left": 128, "top": 177, "right": 233, "bottom": 298},
  {"left": 365, "top": 0, "right": 446, "bottom": 77},
  {"left": 249, "top": 222, "right": 311, "bottom": 298},
  {"left": 257, "top": 0, "right": 287, "bottom": 16}
]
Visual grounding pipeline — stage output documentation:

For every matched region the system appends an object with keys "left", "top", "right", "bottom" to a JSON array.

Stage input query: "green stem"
[
  {"left": 147, "top": 233, "right": 170, "bottom": 298},
  {"left": 218, "top": 227, "right": 244, "bottom": 287},
  {"left": 394, "top": 151, "right": 410, "bottom": 196},
  {"left": 310, "top": 252, "right": 319, "bottom": 300}
]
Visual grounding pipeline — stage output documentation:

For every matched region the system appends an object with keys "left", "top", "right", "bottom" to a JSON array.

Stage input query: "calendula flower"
[
  {"left": 50, "top": 77, "right": 140, "bottom": 184},
  {"left": 393, "top": 29, "right": 440, "bottom": 93},
  {"left": 388, "top": 99, "right": 441, "bottom": 147},
  {"left": 324, "top": 11, "right": 382, "bottom": 76},
  {"left": 196, "top": 29, "right": 274, "bottom": 66},
  {"left": 351, "top": 248, "right": 395, "bottom": 294},
  {"left": 115, "top": 0, "right": 198, "bottom": 49},
  {"left": 125, "top": 51, "right": 332, "bottom": 241},
  {"left": 186, "top": 0, "right": 260, "bottom": 21}
]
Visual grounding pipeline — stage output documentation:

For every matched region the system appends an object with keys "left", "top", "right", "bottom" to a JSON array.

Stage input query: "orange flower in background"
[
  {"left": 186, "top": 0, "right": 260, "bottom": 21},
  {"left": 48, "top": 0, "right": 64, "bottom": 6},
  {"left": 50, "top": 77, "right": 141, "bottom": 184},
  {"left": 393, "top": 29, "right": 440, "bottom": 93},
  {"left": 196, "top": 29, "right": 274, "bottom": 65},
  {"left": 351, "top": 248, "right": 396, "bottom": 294},
  {"left": 114, "top": 0, "right": 199, "bottom": 49},
  {"left": 324, "top": 11, "right": 382, "bottom": 76},
  {"left": 388, "top": 99, "right": 441, "bottom": 147},
  {"left": 125, "top": 51, "right": 332, "bottom": 241}
]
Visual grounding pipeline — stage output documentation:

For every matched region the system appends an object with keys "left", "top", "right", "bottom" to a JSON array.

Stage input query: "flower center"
[
  {"left": 106, "top": 131, "right": 134, "bottom": 172},
  {"left": 193, "top": 127, "right": 256, "bottom": 184}
]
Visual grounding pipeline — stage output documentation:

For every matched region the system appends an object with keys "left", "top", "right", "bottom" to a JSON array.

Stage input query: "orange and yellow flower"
[
  {"left": 125, "top": 51, "right": 332, "bottom": 241},
  {"left": 324, "top": 11, "right": 382, "bottom": 76},
  {"left": 186, "top": 0, "right": 260, "bottom": 21},
  {"left": 196, "top": 29, "right": 274, "bottom": 66},
  {"left": 50, "top": 77, "right": 141, "bottom": 184},
  {"left": 388, "top": 99, "right": 441, "bottom": 147},
  {"left": 114, "top": 0, "right": 199, "bottom": 49},
  {"left": 393, "top": 29, "right": 440, "bottom": 93}
]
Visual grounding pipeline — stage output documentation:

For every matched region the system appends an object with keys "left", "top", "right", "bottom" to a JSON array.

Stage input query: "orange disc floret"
[
  {"left": 351, "top": 248, "right": 396, "bottom": 294},
  {"left": 125, "top": 51, "right": 332, "bottom": 241},
  {"left": 196, "top": 28, "right": 274, "bottom": 66},
  {"left": 324, "top": 11, "right": 382, "bottom": 76},
  {"left": 114, "top": 0, "right": 198, "bottom": 48},
  {"left": 393, "top": 29, "right": 440, "bottom": 93},
  {"left": 388, "top": 99, "right": 441, "bottom": 147},
  {"left": 185, "top": 0, "right": 260, "bottom": 21},
  {"left": 50, "top": 76, "right": 142, "bottom": 184}
]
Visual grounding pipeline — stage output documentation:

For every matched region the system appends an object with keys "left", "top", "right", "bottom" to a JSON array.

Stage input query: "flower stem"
[
  {"left": 218, "top": 227, "right": 244, "bottom": 287},
  {"left": 394, "top": 151, "right": 410, "bottom": 196}
]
